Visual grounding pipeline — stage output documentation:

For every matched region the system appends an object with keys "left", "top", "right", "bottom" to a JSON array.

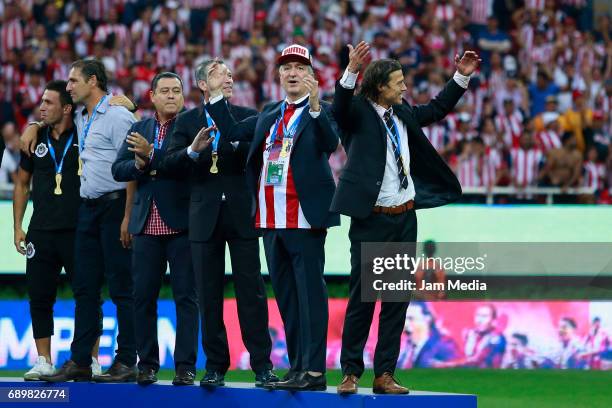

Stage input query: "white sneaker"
[
  {"left": 91, "top": 357, "right": 102, "bottom": 376},
  {"left": 24, "top": 356, "right": 55, "bottom": 381}
]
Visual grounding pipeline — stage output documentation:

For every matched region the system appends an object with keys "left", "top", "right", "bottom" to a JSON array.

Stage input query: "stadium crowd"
[{"left": 1, "top": 0, "right": 611, "bottom": 203}]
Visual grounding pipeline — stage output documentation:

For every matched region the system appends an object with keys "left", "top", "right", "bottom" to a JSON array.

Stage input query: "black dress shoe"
[
  {"left": 137, "top": 368, "right": 158, "bottom": 385},
  {"left": 282, "top": 370, "right": 300, "bottom": 382},
  {"left": 273, "top": 372, "right": 327, "bottom": 392},
  {"left": 172, "top": 368, "right": 196, "bottom": 386},
  {"left": 255, "top": 369, "right": 279, "bottom": 387},
  {"left": 93, "top": 360, "right": 137, "bottom": 383},
  {"left": 40, "top": 360, "right": 91, "bottom": 382},
  {"left": 263, "top": 370, "right": 298, "bottom": 390},
  {"left": 199, "top": 371, "right": 225, "bottom": 387}
]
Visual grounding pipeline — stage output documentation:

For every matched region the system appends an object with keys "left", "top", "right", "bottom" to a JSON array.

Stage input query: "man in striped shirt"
[{"left": 206, "top": 44, "right": 340, "bottom": 391}]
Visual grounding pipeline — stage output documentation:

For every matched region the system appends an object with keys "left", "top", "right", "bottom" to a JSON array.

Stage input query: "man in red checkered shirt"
[{"left": 112, "top": 72, "right": 199, "bottom": 387}]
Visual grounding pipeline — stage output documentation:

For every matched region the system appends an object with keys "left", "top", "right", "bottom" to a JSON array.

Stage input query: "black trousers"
[
  {"left": 26, "top": 229, "right": 75, "bottom": 339},
  {"left": 191, "top": 202, "right": 271, "bottom": 374},
  {"left": 263, "top": 229, "right": 328, "bottom": 373},
  {"left": 132, "top": 233, "right": 198, "bottom": 372},
  {"left": 70, "top": 194, "right": 135, "bottom": 367},
  {"left": 340, "top": 210, "right": 417, "bottom": 377}
]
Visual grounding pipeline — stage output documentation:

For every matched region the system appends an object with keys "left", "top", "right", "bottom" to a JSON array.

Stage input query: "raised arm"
[
  {"left": 205, "top": 97, "right": 257, "bottom": 143},
  {"left": 205, "top": 60, "right": 258, "bottom": 144},
  {"left": 412, "top": 51, "right": 480, "bottom": 127},
  {"left": 303, "top": 74, "right": 339, "bottom": 153},
  {"left": 332, "top": 41, "right": 370, "bottom": 134}
]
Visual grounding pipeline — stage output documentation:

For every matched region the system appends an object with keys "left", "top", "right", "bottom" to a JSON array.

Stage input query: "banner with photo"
[{"left": 0, "top": 300, "right": 610, "bottom": 370}]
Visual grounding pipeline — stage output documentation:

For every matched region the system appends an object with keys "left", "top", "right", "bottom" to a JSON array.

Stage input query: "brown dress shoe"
[
  {"left": 93, "top": 360, "right": 137, "bottom": 383},
  {"left": 40, "top": 360, "right": 92, "bottom": 382},
  {"left": 337, "top": 374, "right": 359, "bottom": 395},
  {"left": 373, "top": 372, "right": 409, "bottom": 394}
]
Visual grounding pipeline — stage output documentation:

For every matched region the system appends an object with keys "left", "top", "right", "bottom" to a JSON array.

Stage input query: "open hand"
[
  {"left": 455, "top": 51, "right": 481, "bottom": 76},
  {"left": 127, "top": 132, "right": 153, "bottom": 158},
  {"left": 303, "top": 75, "right": 320, "bottom": 112},
  {"left": 206, "top": 60, "right": 226, "bottom": 99},
  {"left": 347, "top": 41, "right": 371, "bottom": 73},
  {"left": 190, "top": 125, "right": 217, "bottom": 153}
]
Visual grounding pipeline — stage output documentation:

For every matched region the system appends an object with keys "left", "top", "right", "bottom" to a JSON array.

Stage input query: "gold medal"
[
  {"left": 210, "top": 152, "right": 219, "bottom": 174},
  {"left": 78, "top": 157, "right": 83, "bottom": 176},
  {"left": 54, "top": 173, "right": 63, "bottom": 195}
]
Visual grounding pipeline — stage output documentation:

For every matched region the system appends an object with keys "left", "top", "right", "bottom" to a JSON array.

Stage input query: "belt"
[
  {"left": 81, "top": 190, "right": 125, "bottom": 206},
  {"left": 373, "top": 200, "right": 414, "bottom": 215}
]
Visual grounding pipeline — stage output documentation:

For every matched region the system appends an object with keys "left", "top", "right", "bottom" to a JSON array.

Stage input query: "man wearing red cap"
[{"left": 205, "top": 44, "right": 340, "bottom": 391}]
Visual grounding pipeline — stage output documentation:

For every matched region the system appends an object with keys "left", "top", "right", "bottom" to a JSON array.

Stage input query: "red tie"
[{"left": 276, "top": 103, "right": 296, "bottom": 145}]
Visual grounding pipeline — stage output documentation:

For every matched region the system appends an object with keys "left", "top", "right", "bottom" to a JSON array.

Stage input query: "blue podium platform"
[{"left": 0, "top": 379, "right": 476, "bottom": 407}]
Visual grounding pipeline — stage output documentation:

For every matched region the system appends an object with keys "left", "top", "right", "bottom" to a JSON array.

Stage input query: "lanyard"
[
  {"left": 47, "top": 128, "right": 74, "bottom": 175},
  {"left": 79, "top": 95, "right": 107, "bottom": 153},
  {"left": 153, "top": 123, "right": 163, "bottom": 149},
  {"left": 204, "top": 108, "right": 219, "bottom": 152},
  {"left": 270, "top": 102, "right": 308, "bottom": 145}
]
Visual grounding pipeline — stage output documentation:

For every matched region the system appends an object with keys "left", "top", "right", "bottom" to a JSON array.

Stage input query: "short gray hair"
[{"left": 194, "top": 59, "right": 224, "bottom": 83}]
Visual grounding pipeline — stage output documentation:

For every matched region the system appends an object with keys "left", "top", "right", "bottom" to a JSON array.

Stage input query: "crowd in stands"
[{"left": 1, "top": 0, "right": 611, "bottom": 203}]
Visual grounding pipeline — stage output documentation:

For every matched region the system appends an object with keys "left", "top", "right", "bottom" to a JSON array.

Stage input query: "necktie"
[
  {"left": 276, "top": 103, "right": 296, "bottom": 144},
  {"left": 383, "top": 110, "right": 409, "bottom": 190}
]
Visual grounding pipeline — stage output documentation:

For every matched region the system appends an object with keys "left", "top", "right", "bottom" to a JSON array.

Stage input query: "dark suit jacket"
[
  {"left": 111, "top": 116, "right": 190, "bottom": 234},
  {"left": 163, "top": 102, "right": 258, "bottom": 242},
  {"left": 330, "top": 79, "right": 464, "bottom": 219},
  {"left": 206, "top": 99, "right": 341, "bottom": 229}
]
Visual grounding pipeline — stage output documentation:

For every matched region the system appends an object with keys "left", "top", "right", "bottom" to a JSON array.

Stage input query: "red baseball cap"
[{"left": 277, "top": 44, "right": 312, "bottom": 66}]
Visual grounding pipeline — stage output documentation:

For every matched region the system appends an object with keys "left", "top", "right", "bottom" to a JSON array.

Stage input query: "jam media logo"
[
  {"left": 25, "top": 243, "right": 35, "bottom": 259},
  {"left": 34, "top": 143, "right": 48, "bottom": 158}
]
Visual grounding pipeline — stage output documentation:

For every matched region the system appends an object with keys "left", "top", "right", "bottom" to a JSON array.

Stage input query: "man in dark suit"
[
  {"left": 331, "top": 42, "right": 480, "bottom": 394},
  {"left": 111, "top": 72, "right": 199, "bottom": 386},
  {"left": 205, "top": 45, "right": 340, "bottom": 391},
  {"left": 163, "top": 60, "right": 277, "bottom": 388}
]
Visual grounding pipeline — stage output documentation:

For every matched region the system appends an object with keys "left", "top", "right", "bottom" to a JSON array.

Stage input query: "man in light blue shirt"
[
  {"left": 74, "top": 93, "right": 135, "bottom": 199},
  {"left": 41, "top": 59, "right": 138, "bottom": 383}
]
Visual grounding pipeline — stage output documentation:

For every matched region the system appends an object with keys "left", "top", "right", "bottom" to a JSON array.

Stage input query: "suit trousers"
[
  {"left": 191, "top": 202, "right": 272, "bottom": 374},
  {"left": 340, "top": 209, "right": 417, "bottom": 377},
  {"left": 263, "top": 228, "right": 329, "bottom": 373},
  {"left": 132, "top": 232, "right": 198, "bottom": 372},
  {"left": 70, "top": 195, "right": 135, "bottom": 367}
]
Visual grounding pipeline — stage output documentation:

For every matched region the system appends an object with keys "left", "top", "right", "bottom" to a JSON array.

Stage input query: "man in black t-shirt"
[{"left": 12, "top": 80, "right": 101, "bottom": 380}]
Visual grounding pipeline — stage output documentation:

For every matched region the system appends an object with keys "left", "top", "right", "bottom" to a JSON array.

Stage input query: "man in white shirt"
[{"left": 331, "top": 42, "right": 480, "bottom": 394}]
